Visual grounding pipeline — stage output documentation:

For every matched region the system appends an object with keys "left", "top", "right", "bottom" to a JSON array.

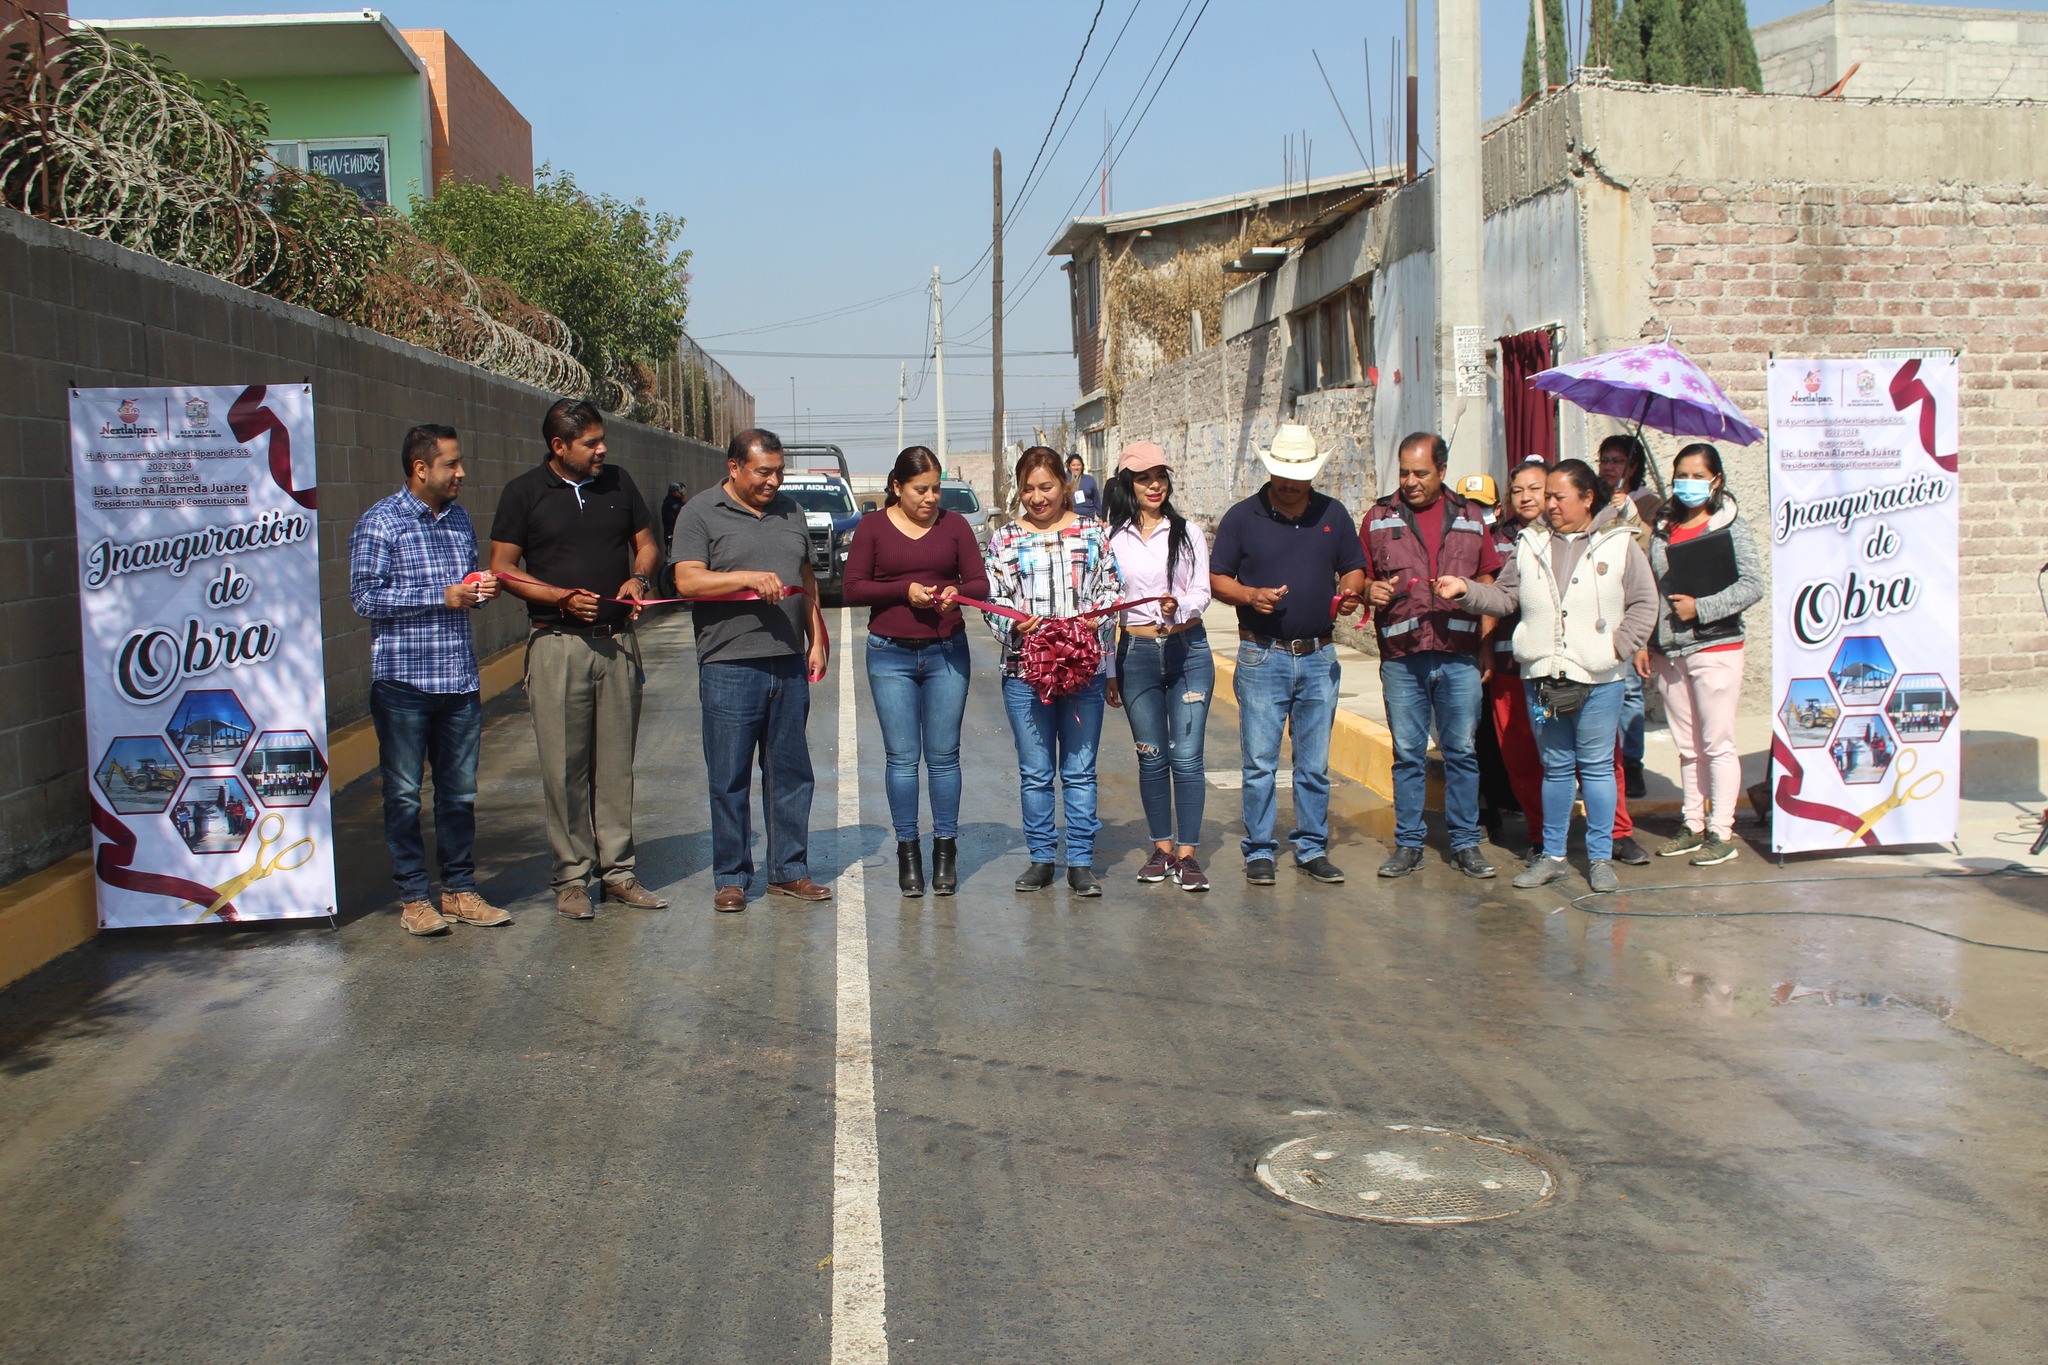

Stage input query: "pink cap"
[{"left": 1117, "top": 440, "right": 1170, "bottom": 474}]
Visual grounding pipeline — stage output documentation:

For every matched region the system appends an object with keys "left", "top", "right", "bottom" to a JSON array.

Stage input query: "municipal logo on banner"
[
  {"left": 1766, "top": 357, "right": 1960, "bottom": 854},
  {"left": 70, "top": 385, "right": 337, "bottom": 927}
]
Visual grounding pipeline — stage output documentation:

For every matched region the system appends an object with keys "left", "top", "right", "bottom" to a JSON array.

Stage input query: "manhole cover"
[{"left": 1254, "top": 1124, "right": 1556, "bottom": 1224}]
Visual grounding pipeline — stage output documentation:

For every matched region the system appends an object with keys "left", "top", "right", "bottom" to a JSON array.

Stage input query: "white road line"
[{"left": 832, "top": 608, "right": 889, "bottom": 1363}]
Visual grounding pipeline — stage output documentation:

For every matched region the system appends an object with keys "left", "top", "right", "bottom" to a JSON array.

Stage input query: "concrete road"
[{"left": 4, "top": 611, "right": 2048, "bottom": 1363}]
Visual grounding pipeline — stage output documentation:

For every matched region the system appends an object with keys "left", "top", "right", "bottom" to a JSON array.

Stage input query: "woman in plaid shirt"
[{"left": 984, "top": 446, "right": 1123, "bottom": 896}]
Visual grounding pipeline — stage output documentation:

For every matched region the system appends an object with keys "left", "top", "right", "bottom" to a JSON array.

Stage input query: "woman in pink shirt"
[
  {"left": 1104, "top": 442, "right": 1214, "bottom": 892},
  {"left": 842, "top": 447, "right": 989, "bottom": 897}
]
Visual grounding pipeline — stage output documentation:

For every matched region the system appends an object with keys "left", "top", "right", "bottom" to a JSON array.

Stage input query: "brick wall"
[
  {"left": 401, "top": 29, "right": 533, "bottom": 189},
  {"left": 0, "top": 207, "right": 724, "bottom": 886},
  {"left": 1646, "top": 181, "right": 2048, "bottom": 692}
]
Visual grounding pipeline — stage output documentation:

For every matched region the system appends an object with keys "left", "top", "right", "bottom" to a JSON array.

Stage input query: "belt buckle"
[
  {"left": 1288, "top": 637, "right": 1314, "bottom": 656},
  {"left": 591, "top": 622, "right": 619, "bottom": 639}
]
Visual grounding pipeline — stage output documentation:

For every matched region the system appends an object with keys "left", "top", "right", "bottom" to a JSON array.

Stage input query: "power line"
[
  {"left": 716, "top": 347, "right": 1068, "bottom": 359},
  {"left": 693, "top": 285, "right": 924, "bottom": 340}
]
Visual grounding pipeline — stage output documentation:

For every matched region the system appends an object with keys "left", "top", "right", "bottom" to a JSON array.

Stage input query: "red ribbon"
[
  {"left": 92, "top": 799, "right": 241, "bottom": 922},
  {"left": 950, "top": 595, "right": 1168, "bottom": 702},
  {"left": 228, "top": 385, "right": 317, "bottom": 511},
  {"left": 1887, "top": 359, "right": 1956, "bottom": 474},
  {"left": 1771, "top": 734, "right": 1876, "bottom": 847},
  {"left": 480, "top": 572, "right": 830, "bottom": 681}
]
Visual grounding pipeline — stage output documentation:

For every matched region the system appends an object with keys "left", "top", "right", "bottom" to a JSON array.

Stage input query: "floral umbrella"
[{"left": 1532, "top": 342, "right": 1763, "bottom": 488}]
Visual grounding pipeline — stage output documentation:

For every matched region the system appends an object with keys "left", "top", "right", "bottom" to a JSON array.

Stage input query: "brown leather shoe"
[
  {"left": 555, "top": 884, "right": 595, "bottom": 920},
  {"left": 713, "top": 885, "right": 746, "bottom": 913},
  {"left": 603, "top": 877, "right": 669, "bottom": 908},
  {"left": 400, "top": 899, "right": 450, "bottom": 936},
  {"left": 440, "top": 890, "right": 511, "bottom": 927},
  {"left": 767, "top": 877, "right": 833, "bottom": 902}
]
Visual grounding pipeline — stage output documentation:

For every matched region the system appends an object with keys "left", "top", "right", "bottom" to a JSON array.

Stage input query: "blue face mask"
[{"left": 1671, "top": 477, "right": 1714, "bottom": 507}]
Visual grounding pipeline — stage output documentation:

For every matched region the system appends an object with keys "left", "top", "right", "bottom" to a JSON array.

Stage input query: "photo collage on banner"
[
  {"left": 1766, "top": 356, "right": 1960, "bottom": 854},
  {"left": 70, "top": 385, "right": 337, "bottom": 927}
]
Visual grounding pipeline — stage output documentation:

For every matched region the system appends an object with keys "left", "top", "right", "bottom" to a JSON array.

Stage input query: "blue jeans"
[
  {"left": 1002, "top": 674, "right": 1106, "bottom": 865},
  {"left": 1526, "top": 678, "right": 1624, "bottom": 863},
  {"left": 1233, "top": 641, "right": 1340, "bottom": 862},
  {"left": 1116, "top": 627, "right": 1213, "bottom": 847},
  {"left": 1621, "top": 672, "right": 1646, "bottom": 766},
  {"left": 700, "top": 657, "right": 814, "bottom": 887},
  {"left": 369, "top": 680, "right": 482, "bottom": 900},
  {"left": 865, "top": 632, "right": 971, "bottom": 841},
  {"left": 1381, "top": 651, "right": 1484, "bottom": 852}
]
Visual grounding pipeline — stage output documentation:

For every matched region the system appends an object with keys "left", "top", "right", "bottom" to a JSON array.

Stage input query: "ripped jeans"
[{"left": 1115, "top": 625, "right": 1213, "bottom": 847}]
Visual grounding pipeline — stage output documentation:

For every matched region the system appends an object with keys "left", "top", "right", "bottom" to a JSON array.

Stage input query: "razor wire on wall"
[{"left": 0, "top": 12, "right": 603, "bottom": 404}]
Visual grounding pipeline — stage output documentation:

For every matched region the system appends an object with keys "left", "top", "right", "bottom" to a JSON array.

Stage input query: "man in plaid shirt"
[{"left": 349, "top": 424, "right": 513, "bottom": 937}]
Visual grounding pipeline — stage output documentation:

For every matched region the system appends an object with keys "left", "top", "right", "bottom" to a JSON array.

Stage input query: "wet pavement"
[{"left": 4, "top": 610, "right": 2048, "bottom": 1363}]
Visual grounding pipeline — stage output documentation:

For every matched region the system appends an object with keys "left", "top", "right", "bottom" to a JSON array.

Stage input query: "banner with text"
[
  {"left": 69, "top": 385, "right": 336, "bottom": 927},
  {"left": 1767, "top": 357, "right": 1959, "bottom": 854}
]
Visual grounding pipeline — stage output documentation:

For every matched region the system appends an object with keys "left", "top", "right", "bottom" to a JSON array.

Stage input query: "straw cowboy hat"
[{"left": 1258, "top": 423, "right": 1329, "bottom": 481}]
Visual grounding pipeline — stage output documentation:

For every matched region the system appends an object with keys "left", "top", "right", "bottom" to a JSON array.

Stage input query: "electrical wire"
[
  {"left": 694, "top": 286, "right": 924, "bottom": 340},
  {"left": 1564, "top": 867, "right": 2048, "bottom": 955}
]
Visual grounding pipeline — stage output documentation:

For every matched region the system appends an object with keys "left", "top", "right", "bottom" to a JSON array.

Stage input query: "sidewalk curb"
[
  {"left": 1211, "top": 652, "right": 1396, "bottom": 801},
  {"left": 0, "top": 639, "right": 531, "bottom": 992}
]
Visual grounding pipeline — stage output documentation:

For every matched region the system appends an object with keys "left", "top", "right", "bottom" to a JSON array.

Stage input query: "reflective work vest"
[
  {"left": 1486, "top": 516, "right": 1524, "bottom": 674},
  {"left": 1361, "top": 491, "right": 1490, "bottom": 659}
]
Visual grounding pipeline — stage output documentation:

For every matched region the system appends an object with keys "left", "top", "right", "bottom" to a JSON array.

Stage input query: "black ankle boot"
[
  {"left": 897, "top": 840, "right": 925, "bottom": 898},
  {"left": 930, "top": 837, "right": 958, "bottom": 896}
]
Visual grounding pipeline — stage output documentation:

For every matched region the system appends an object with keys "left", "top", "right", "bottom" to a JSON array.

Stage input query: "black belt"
[
  {"left": 534, "top": 620, "right": 634, "bottom": 639},
  {"left": 869, "top": 632, "right": 955, "bottom": 649},
  {"left": 1244, "top": 631, "right": 1331, "bottom": 656}
]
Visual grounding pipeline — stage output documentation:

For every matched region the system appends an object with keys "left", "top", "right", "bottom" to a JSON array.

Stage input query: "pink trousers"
[{"left": 1654, "top": 648, "right": 1745, "bottom": 840}]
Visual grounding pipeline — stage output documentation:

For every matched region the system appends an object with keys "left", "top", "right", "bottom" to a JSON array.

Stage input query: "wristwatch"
[{"left": 631, "top": 573, "right": 654, "bottom": 592}]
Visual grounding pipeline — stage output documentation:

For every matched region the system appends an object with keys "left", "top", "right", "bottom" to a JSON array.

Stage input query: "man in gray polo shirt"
[{"left": 669, "top": 428, "right": 832, "bottom": 912}]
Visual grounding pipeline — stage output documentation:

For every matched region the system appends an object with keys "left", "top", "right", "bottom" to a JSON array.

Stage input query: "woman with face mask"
[{"left": 1631, "top": 443, "right": 1765, "bottom": 868}]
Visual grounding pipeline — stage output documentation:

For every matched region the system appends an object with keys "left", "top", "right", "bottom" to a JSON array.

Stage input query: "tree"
[
  {"left": 410, "top": 166, "right": 691, "bottom": 377},
  {"left": 1638, "top": 0, "right": 1690, "bottom": 85},
  {"left": 1521, "top": 0, "right": 1570, "bottom": 100},
  {"left": 1682, "top": 0, "right": 1763, "bottom": 91}
]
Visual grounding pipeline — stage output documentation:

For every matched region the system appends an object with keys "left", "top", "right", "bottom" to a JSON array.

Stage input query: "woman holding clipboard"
[{"left": 1633, "top": 443, "right": 1765, "bottom": 868}]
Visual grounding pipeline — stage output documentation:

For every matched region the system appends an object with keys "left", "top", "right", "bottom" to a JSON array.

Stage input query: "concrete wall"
[
  {"left": 1754, "top": 1, "right": 2048, "bottom": 101},
  {"left": 237, "top": 72, "right": 432, "bottom": 209},
  {"left": 401, "top": 29, "right": 534, "bottom": 190},
  {"left": 0, "top": 207, "right": 725, "bottom": 887}
]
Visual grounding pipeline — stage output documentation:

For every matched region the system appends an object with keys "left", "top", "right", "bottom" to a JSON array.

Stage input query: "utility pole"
[
  {"left": 897, "top": 361, "right": 906, "bottom": 454},
  {"left": 1531, "top": 0, "right": 1549, "bottom": 92},
  {"left": 1435, "top": 0, "right": 1484, "bottom": 473},
  {"left": 931, "top": 266, "right": 947, "bottom": 467},
  {"left": 1406, "top": 0, "right": 1419, "bottom": 183},
  {"left": 789, "top": 376, "right": 796, "bottom": 433},
  {"left": 992, "top": 147, "right": 1008, "bottom": 516}
]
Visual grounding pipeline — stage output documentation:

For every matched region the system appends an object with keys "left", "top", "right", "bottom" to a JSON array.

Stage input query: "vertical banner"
[
  {"left": 70, "top": 385, "right": 337, "bottom": 927},
  {"left": 1766, "top": 357, "right": 1959, "bottom": 854}
]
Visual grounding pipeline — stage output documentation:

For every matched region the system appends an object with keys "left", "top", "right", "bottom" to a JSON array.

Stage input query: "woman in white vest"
[{"left": 1433, "top": 458, "right": 1658, "bottom": 894}]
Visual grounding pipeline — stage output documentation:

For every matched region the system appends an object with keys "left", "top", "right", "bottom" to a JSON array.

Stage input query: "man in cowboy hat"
[{"left": 1208, "top": 423, "right": 1368, "bottom": 886}]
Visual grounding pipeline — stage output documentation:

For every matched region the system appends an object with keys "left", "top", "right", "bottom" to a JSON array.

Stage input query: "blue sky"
[{"left": 78, "top": 0, "right": 2033, "bottom": 471}]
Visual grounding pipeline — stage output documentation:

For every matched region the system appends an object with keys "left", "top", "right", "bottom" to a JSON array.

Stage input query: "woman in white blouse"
[{"left": 1103, "top": 442, "right": 1214, "bottom": 892}]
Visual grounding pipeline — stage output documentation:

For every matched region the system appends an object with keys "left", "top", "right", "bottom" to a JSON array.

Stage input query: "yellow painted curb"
[
  {"left": 0, "top": 639, "right": 528, "bottom": 992},
  {"left": 1210, "top": 651, "right": 1395, "bottom": 801}
]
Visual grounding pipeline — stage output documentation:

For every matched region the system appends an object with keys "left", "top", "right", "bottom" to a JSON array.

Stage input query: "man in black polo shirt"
[
  {"left": 489, "top": 398, "right": 667, "bottom": 920},
  {"left": 1209, "top": 423, "right": 1368, "bottom": 887},
  {"left": 668, "top": 428, "right": 831, "bottom": 913}
]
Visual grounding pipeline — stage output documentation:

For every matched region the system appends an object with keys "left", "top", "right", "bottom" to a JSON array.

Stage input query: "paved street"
[{"left": 4, "top": 611, "right": 2048, "bottom": 1363}]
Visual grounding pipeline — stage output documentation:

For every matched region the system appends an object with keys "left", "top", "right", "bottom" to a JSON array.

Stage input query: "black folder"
[{"left": 1661, "top": 533, "right": 1739, "bottom": 600}]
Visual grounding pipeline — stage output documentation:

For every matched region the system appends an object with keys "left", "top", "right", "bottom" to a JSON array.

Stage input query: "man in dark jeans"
[
  {"left": 668, "top": 428, "right": 832, "bottom": 912},
  {"left": 349, "top": 424, "right": 513, "bottom": 937},
  {"left": 490, "top": 398, "right": 667, "bottom": 920}
]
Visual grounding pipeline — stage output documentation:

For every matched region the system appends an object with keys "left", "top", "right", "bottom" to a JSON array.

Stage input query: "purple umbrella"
[{"left": 1532, "top": 341, "right": 1763, "bottom": 448}]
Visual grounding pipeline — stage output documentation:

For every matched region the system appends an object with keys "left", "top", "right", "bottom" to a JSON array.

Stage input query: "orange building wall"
[{"left": 400, "top": 29, "right": 533, "bottom": 190}]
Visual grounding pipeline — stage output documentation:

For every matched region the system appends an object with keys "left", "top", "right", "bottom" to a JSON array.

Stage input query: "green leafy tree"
[
  {"left": 410, "top": 166, "right": 691, "bottom": 375},
  {"left": 1638, "top": 0, "right": 1689, "bottom": 84},
  {"left": 1521, "top": 0, "right": 1570, "bottom": 99},
  {"left": 1606, "top": 0, "right": 1646, "bottom": 80},
  {"left": 1681, "top": 0, "right": 1763, "bottom": 90}
]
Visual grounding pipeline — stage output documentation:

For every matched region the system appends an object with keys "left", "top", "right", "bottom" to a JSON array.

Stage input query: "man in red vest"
[{"left": 1363, "top": 433, "right": 1501, "bottom": 879}]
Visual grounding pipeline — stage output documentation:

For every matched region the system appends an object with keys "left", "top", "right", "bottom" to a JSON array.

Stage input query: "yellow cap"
[{"left": 1456, "top": 473, "right": 1498, "bottom": 506}]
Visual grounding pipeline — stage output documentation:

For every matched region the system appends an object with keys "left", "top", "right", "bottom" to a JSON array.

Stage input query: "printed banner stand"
[
  {"left": 70, "top": 385, "right": 338, "bottom": 927},
  {"left": 1765, "top": 357, "right": 1960, "bottom": 855}
]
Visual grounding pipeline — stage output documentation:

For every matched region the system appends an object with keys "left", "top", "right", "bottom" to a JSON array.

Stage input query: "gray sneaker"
[
  {"left": 1512, "top": 856, "right": 1570, "bottom": 889},
  {"left": 1586, "top": 860, "right": 1620, "bottom": 894}
]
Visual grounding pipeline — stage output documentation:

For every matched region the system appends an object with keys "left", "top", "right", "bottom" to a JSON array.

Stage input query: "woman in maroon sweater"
[{"left": 843, "top": 447, "right": 990, "bottom": 897}]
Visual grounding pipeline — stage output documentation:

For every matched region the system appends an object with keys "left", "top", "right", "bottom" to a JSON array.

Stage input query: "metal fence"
[{"left": 652, "top": 332, "right": 755, "bottom": 449}]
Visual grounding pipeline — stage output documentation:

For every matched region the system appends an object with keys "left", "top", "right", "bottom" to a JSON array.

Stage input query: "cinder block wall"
[{"left": 0, "top": 207, "right": 726, "bottom": 886}]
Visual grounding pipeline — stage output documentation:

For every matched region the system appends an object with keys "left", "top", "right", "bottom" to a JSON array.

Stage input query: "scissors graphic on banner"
[
  {"left": 1844, "top": 749, "right": 1945, "bottom": 846},
  {"left": 186, "top": 812, "right": 316, "bottom": 921}
]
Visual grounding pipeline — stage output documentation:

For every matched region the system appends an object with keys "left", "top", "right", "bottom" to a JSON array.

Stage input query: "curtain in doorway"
[{"left": 1500, "top": 329, "right": 1559, "bottom": 464}]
